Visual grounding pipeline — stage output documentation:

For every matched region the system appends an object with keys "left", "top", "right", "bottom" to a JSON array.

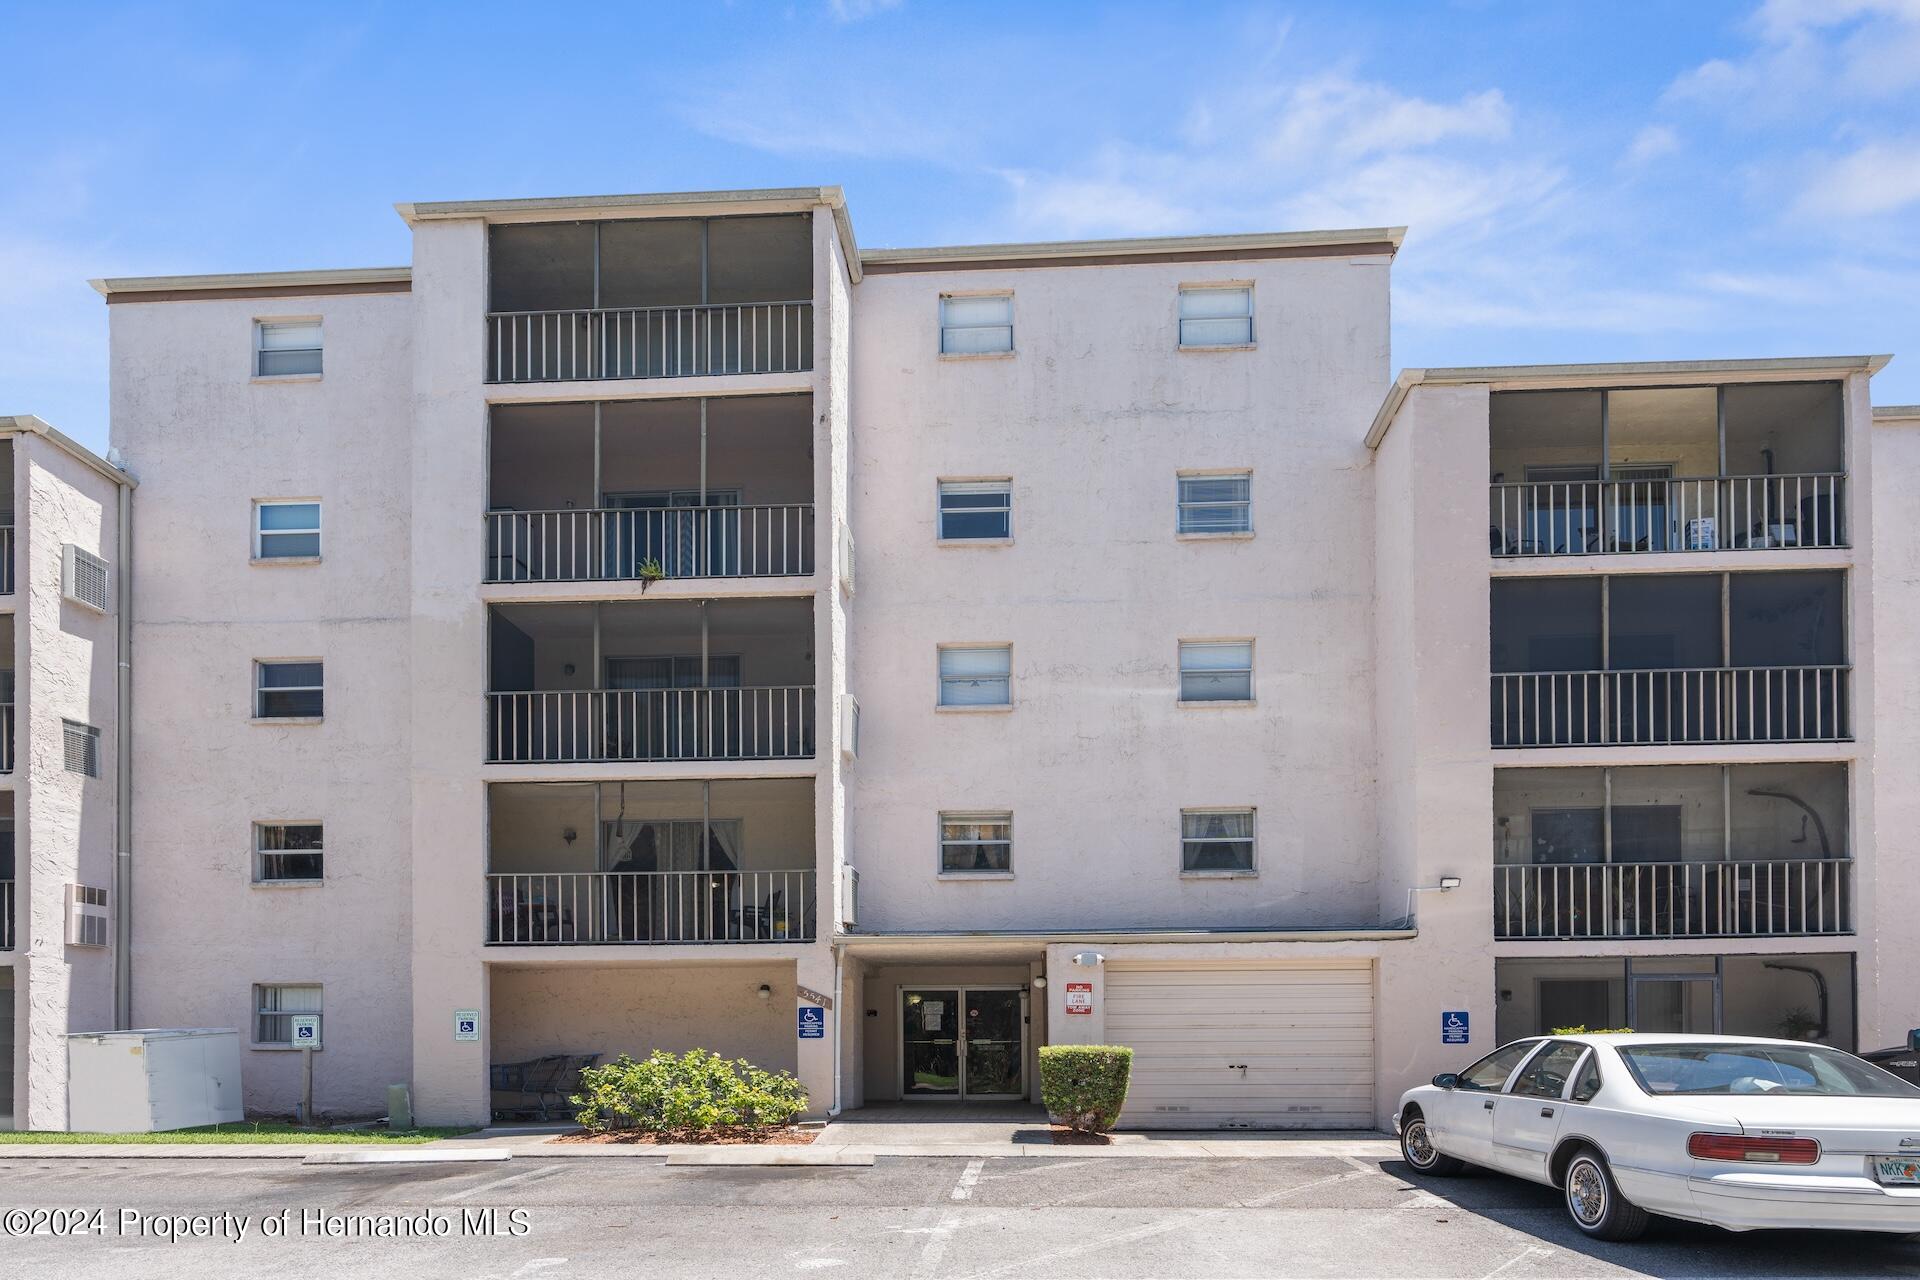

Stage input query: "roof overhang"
[
  {"left": 89, "top": 267, "right": 412, "bottom": 304},
  {"left": 1367, "top": 354, "right": 1896, "bottom": 450},
  {"left": 861, "top": 226, "right": 1403, "bottom": 275},
  {"left": 395, "top": 186, "right": 862, "bottom": 284},
  {"left": 835, "top": 924, "right": 1417, "bottom": 963},
  {"left": 1874, "top": 404, "right": 1920, "bottom": 423},
  {"left": 0, "top": 415, "right": 134, "bottom": 487}
]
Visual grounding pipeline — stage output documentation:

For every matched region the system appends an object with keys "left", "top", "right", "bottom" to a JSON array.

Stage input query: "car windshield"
[{"left": 1619, "top": 1043, "right": 1920, "bottom": 1098}]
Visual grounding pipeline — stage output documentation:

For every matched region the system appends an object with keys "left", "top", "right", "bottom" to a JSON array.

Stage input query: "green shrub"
[
  {"left": 1550, "top": 1026, "right": 1633, "bottom": 1035},
  {"left": 571, "top": 1049, "right": 809, "bottom": 1135},
  {"left": 1039, "top": 1045, "right": 1133, "bottom": 1133}
]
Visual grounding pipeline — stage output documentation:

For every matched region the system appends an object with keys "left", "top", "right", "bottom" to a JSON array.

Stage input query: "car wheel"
[
  {"left": 1399, "top": 1112, "right": 1465, "bottom": 1176},
  {"left": 1563, "top": 1148, "right": 1650, "bottom": 1242}
]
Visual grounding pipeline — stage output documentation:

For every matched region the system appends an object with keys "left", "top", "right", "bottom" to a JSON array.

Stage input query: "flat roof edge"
[
  {"left": 395, "top": 186, "right": 847, "bottom": 223},
  {"left": 1874, "top": 404, "right": 1920, "bottom": 420},
  {"left": 0, "top": 416, "right": 135, "bottom": 487},
  {"left": 861, "top": 226, "right": 1405, "bottom": 268},
  {"left": 90, "top": 266, "right": 412, "bottom": 298},
  {"left": 836, "top": 925, "right": 1417, "bottom": 947}
]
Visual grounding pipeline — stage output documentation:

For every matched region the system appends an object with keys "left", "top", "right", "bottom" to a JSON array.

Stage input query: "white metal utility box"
[{"left": 66, "top": 1028, "right": 244, "bottom": 1133}]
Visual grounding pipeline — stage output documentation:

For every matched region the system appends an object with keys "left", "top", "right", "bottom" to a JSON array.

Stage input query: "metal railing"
[
  {"left": 486, "top": 869, "right": 816, "bottom": 945},
  {"left": 0, "top": 879, "right": 12, "bottom": 950},
  {"left": 487, "top": 686, "right": 815, "bottom": 763},
  {"left": 0, "top": 525, "right": 13, "bottom": 594},
  {"left": 486, "top": 504, "right": 815, "bottom": 583},
  {"left": 0, "top": 702, "right": 13, "bottom": 774},
  {"left": 1490, "top": 474, "right": 1845, "bottom": 556},
  {"left": 1491, "top": 666, "right": 1848, "bottom": 747},
  {"left": 1494, "top": 858, "right": 1851, "bottom": 939},
  {"left": 487, "top": 301, "right": 813, "bottom": 383}
]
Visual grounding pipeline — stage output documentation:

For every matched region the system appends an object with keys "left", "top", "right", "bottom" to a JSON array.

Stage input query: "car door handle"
[
  {"left": 1483, "top": 1100, "right": 1495, "bottom": 1111},
  {"left": 1540, "top": 1107, "right": 1555, "bottom": 1119}
]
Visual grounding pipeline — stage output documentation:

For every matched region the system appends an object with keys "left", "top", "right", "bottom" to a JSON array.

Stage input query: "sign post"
[{"left": 290, "top": 1014, "right": 321, "bottom": 1125}]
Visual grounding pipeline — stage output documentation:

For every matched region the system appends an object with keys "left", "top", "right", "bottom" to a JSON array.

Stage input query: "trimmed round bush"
[
  {"left": 1039, "top": 1045, "right": 1134, "bottom": 1133},
  {"left": 570, "top": 1049, "right": 809, "bottom": 1135}
]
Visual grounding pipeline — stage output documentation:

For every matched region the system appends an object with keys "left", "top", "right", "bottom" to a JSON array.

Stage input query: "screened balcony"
[
  {"left": 0, "top": 440, "right": 12, "bottom": 594},
  {"left": 1489, "top": 382, "right": 1845, "bottom": 556},
  {"left": 487, "top": 395, "right": 814, "bottom": 583},
  {"left": 1493, "top": 763, "right": 1850, "bottom": 940},
  {"left": 488, "top": 598, "right": 815, "bottom": 764},
  {"left": 0, "top": 794, "right": 11, "bottom": 950},
  {"left": 1490, "top": 570, "right": 1848, "bottom": 747},
  {"left": 487, "top": 215, "right": 813, "bottom": 383},
  {"left": 486, "top": 779, "right": 816, "bottom": 945}
]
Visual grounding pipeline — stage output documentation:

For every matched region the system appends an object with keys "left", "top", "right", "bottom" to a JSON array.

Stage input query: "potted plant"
[{"left": 636, "top": 558, "right": 666, "bottom": 592}]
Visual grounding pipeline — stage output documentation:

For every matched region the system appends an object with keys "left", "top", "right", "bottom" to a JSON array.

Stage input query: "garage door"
[{"left": 1104, "top": 962, "right": 1374, "bottom": 1130}]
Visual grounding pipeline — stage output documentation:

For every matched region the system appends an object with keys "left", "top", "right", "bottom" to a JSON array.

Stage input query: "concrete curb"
[
  {"left": 664, "top": 1149, "right": 875, "bottom": 1167},
  {"left": 303, "top": 1149, "right": 514, "bottom": 1165}
]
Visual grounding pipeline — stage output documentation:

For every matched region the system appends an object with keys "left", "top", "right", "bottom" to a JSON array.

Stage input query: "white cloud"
[
  {"left": 1622, "top": 124, "right": 1679, "bottom": 166},
  {"left": 1666, "top": 0, "right": 1920, "bottom": 113},
  {"left": 1793, "top": 139, "right": 1920, "bottom": 217},
  {"left": 826, "top": 0, "right": 901, "bottom": 21}
]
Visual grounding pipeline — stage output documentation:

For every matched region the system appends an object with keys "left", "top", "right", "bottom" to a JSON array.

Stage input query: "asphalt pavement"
[{"left": 2, "top": 1152, "right": 1917, "bottom": 1278}]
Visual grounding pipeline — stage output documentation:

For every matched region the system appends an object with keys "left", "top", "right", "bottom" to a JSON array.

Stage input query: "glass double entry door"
[{"left": 901, "top": 987, "right": 1025, "bottom": 1100}]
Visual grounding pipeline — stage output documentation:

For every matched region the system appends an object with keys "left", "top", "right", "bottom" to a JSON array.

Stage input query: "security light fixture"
[
  {"left": 757, "top": 984, "right": 772, "bottom": 1001},
  {"left": 1071, "top": 951, "right": 1105, "bottom": 967}
]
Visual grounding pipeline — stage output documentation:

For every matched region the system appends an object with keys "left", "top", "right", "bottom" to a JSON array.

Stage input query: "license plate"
[{"left": 1873, "top": 1157, "right": 1920, "bottom": 1186}]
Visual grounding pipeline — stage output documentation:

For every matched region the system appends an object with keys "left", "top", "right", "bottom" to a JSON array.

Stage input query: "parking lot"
[{"left": 3, "top": 1152, "right": 1918, "bottom": 1279}]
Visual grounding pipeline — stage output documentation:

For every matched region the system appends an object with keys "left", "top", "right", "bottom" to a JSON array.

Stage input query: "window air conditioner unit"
[
  {"left": 67, "top": 884, "right": 110, "bottom": 947},
  {"left": 837, "top": 519, "right": 855, "bottom": 595},
  {"left": 839, "top": 694, "right": 860, "bottom": 760},
  {"left": 838, "top": 865, "right": 858, "bottom": 928},
  {"left": 62, "top": 545, "right": 111, "bottom": 613}
]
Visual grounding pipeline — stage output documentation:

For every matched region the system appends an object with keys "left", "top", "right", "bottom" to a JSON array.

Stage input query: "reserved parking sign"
[{"left": 1441, "top": 1011, "right": 1469, "bottom": 1045}]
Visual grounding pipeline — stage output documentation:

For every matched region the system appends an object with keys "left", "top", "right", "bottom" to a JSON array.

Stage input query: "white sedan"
[{"left": 1396, "top": 1033, "right": 1920, "bottom": 1240}]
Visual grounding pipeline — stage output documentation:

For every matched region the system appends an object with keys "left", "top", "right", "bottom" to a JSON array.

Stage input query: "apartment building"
[
  {"left": 0, "top": 416, "right": 129, "bottom": 1131},
  {"left": 29, "top": 185, "right": 1908, "bottom": 1133}
]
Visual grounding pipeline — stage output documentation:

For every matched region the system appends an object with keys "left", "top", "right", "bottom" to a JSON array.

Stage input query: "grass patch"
[{"left": 0, "top": 1122, "right": 476, "bottom": 1145}]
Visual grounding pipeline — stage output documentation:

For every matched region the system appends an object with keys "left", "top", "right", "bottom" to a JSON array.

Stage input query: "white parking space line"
[
  {"left": 949, "top": 1157, "right": 985, "bottom": 1201},
  {"left": 432, "top": 1163, "right": 565, "bottom": 1204},
  {"left": 1479, "top": 1244, "right": 1557, "bottom": 1279},
  {"left": 1233, "top": 1168, "right": 1377, "bottom": 1208}
]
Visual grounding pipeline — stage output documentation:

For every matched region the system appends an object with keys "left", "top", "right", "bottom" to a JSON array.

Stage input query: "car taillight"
[{"left": 1687, "top": 1133, "right": 1820, "bottom": 1164}]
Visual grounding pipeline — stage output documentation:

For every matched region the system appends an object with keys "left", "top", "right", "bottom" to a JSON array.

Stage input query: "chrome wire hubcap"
[
  {"left": 1568, "top": 1160, "right": 1607, "bottom": 1225},
  {"left": 1405, "top": 1121, "right": 1436, "bottom": 1166}
]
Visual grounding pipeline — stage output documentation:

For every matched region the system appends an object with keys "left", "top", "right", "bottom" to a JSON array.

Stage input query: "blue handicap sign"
[
  {"left": 1442, "top": 1011, "right": 1470, "bottom": 1045},
  {"left": 797, "top": 1006, "right": 826, "bottom": 1039}
]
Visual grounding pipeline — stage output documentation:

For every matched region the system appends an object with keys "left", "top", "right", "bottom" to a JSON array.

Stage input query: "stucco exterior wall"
[
  {"left": 846, "top": 253, "right": 1390, "bottom": 935},
  {"left": 109, "top": 288, "right": 414, "bottom": 1117},
  {"left": 10, "top": 433, "right": 123, "bottom": 1129}
]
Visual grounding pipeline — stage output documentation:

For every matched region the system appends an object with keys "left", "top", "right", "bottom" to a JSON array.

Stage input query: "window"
[
  {"left": 1178, "top": 286, "right": 1253, "bottom": 348},
  {"left": 1511, "top": 1040, "right": 1586, "bottom": 1099},
  {"left": 938, "top": 645, "right": 1011, "bottom": 708},
  {"left": 255, "top": 502, "right": 321, "bottom": 560},
  {"left": 255, "top": 823, "right": 323, "bottom": 883},
  {"left": 1619, "top": 1043, "right": 1920, "bottom": 1098},
  {"left": 62, "top": 720, "right": 100, "bottom": 777},
  {"left": 1178, "top": 472, "right": 1252, "bottom": 535},
  {"left": 1179, "top": 641, "right": 1253, "bottom": 703},
  {"left": 1181, "top": 808, "right": 1255, "bottom": 873},
  {"left": 256, "top": 661, "right": 323, "bottom": 719},
  {"left": 254, "top": 983, "right": 322, "bottom": 1046},
  {"left": 938, "top": 481, "right": 1011, "bottom": 541},
  {"left": 1456, "top": 1040, "right": 1542, "bottom": 1092},
  {"left": 1570, "top": 1051, "right": 1603, "bottom": 1103},
  {"left": 940, "top": 812, "right": 1012, "bottom": 874},
  {"left": 939, "top": 294, "right": 1013, "bottom": 355},
  {"left": 255, "top": 321, "right": 322, "bottom": 377}
]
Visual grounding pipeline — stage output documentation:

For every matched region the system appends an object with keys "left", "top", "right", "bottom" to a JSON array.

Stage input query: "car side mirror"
[
  {"left": 1907, "top": 1029, "right": 1920, "bottom": 1055},
  {"left": 1431, "top": 1073, "right": 1460, "bottom": 1089}
]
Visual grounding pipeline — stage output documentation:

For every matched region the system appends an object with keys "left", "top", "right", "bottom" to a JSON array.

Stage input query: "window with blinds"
[
  {"left": 1179, "top": 641, "right": 1254, "bottom": 703},
  {"left": 1177, "top": 473, "right": 1252, "bottom": 535},
  {"left": 255, "top": 984, "right": 322, "bottom": 1045},
  {"left": 938, "top": 480, "right": 1012, "bottom": 541},
  {"left": 1182, "top": 809, "right": 1256, "bottom": 873},
  {"left": 940, "top": 812, "right": 1012, "bottom": 874},
  {"left": 256, "top": 320, "right": 323, "bottom": 377},
  {"left": 939, "top": 294, "right": 1014, "bottom": 355},
  {"left": 1178, "top": 286, "right": 1254, "bottom": 348},
  {"left": 255, "top": 823, "right": 323, "bottom": 883},
  {"left": 256, "top": 661, "right": 324, "bottom": 719},
  {"left": 938, "top": 645, "right": 1011, "bottom": 708}
]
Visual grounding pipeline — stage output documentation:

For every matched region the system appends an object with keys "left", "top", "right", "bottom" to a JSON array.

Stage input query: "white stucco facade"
[{"left": 0, "top": 186, "right": 1890, "bottom": 1133}]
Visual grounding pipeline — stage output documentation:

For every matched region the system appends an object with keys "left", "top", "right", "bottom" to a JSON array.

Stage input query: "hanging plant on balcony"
[{"left": 636, "top": 558, "right": 666, "bottom": 592}]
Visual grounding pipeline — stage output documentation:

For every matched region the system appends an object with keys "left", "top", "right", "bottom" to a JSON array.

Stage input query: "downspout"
[
  {"left": 830, "top": 942, "right": 843, "bottom": 1116},
  {"left": 113, "top": 478, "right": 133, "bottom": 1029}
]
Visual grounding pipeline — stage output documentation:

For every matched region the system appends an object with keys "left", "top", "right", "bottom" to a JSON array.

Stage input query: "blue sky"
[{"left": 5, "top": 1, "right": 1919, "bottom": 452}]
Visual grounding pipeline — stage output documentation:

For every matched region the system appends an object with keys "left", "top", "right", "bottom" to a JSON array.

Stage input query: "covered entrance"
[{"left": 901, "top": 987, "right": 1026, "bottom": 1101}]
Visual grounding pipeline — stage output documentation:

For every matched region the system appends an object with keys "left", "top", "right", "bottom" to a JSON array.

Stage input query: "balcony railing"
[
  {"left": 486, "top": 505, "right": 815, "bottom": 583},
  {"left": 1491, "top": 666, "right": 1849, "bottom": 748},
  {"left": 1494, "top": 858, "right": 1851, "bottom": 940},
  {"left": 0, "top": 879, "right": 12, "bottom": 950},
  {"left": 487, "top": 301, "right": 813, "bottom": 383},
  {"left": 486, "top": 869, "right": 816, "bottom": 945},
  {"left": 0, "top": 525, "right": 13, "bottom": 593},
  {"left": 487, "top": 687, "right": 815, "bottom": 763},
  {"left": 1490, "top": 474, "right": 1845, "bottom": 557},
  {"left": 0, "top": 702, "right": 13, "bottom": 773}
]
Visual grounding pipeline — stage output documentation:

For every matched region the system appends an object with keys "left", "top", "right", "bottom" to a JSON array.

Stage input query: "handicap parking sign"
[
  {"left": 1441, "top": 1011, "right": 1470, "bottom": 1045},
  {"left": 797, "top": 1006, "right": 826, "bottom": 1039},
  {"left": 290, "top": 1014, "right": 321, "bottom": 1049}
]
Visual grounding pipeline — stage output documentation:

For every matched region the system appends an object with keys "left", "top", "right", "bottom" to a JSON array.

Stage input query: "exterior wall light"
[{"left": 757, "top": 984, "right": 772, "bottom": 1001}]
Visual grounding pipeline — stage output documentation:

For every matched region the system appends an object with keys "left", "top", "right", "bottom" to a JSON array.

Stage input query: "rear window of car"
[{"left": 1620, "top": 1043, "right": 1920, "bottom": 1097}]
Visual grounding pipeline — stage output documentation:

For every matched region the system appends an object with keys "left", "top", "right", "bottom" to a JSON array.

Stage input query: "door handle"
[
  {"left": 1483, "top": 1100, "right": 1495, "bottom": 1111},
  {"left": 1540, "top": 1107, "right": 1555, "bottom": 1118}
]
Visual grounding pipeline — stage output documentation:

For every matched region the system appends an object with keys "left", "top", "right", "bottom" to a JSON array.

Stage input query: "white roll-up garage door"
[{"left": 1105, "top": 962, "right": 1375, "bottom": 1130}]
